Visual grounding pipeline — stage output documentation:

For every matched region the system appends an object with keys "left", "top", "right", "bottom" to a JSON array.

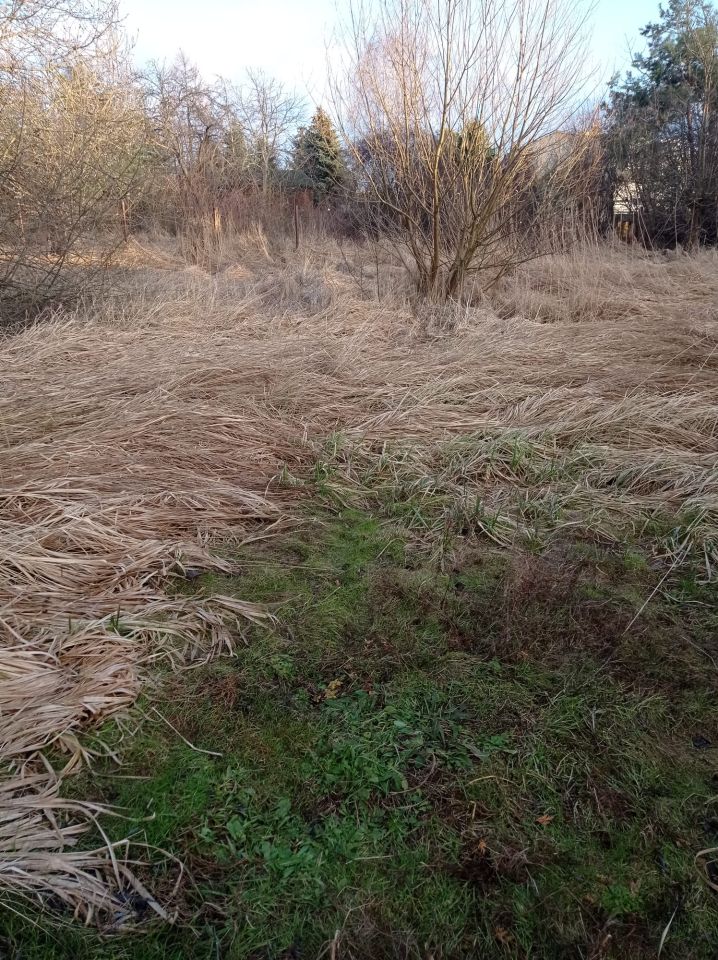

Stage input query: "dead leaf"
[
  {"left": 495, "top": 927, "right": 514, "bottom": 945},
  {"left": 536, "top": 813, "right": 554, "bottom": 826},
  {"left": 324, "top": 678, "right": 344, "bottom": 700}
]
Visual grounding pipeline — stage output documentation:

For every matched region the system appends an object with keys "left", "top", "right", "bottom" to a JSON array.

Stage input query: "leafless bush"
[
  {"left": 333, "top": 0, "right": 596, "bottom": 298},
  {"left": 0, "top": 0, "right": 147, "bottom": 318},
  {"left": 139, "top": 54, "right": 227, "bottom": 239}
]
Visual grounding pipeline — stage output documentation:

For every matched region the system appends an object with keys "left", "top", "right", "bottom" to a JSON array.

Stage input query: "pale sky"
[{"left": 121, "top": 0, "right": 660, "bottom": 105}]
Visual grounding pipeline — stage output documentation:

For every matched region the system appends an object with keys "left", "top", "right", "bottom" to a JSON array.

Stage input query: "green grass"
[{"left": 3, "top": 490, "right": 718, "bottom": 960}]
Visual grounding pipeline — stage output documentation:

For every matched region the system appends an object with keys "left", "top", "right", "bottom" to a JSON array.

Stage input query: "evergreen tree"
[
  {"left": 607, "top": 0, "right": 718, "bottom": 247},
  {"left": 292, "top": 108, "right": 346, "bottom": 200}
]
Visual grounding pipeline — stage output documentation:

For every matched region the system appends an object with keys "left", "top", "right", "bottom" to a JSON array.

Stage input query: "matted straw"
[{"left": 1, "top": 241, "right": 717, "bottom": 923}]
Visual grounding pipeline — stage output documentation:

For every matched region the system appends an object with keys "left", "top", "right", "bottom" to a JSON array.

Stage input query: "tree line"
[
  {"left": 0, "top": 0, "right": 350, "bottom": 314},
  {"left": 606, "top": 0, "right": 718, "bottom": 249},
  {"left": 0, "top": 0, "right": 716, "bottom": 316}
]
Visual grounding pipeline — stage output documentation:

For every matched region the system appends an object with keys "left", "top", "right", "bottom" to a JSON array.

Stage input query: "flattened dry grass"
[{"left": 0, "top": 238, "right": 717, "bottom": 923}]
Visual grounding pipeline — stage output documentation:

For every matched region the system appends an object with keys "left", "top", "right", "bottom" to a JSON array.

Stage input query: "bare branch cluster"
[
  {"left": 332, "top": 0, "right": 599, "bottom": 297},
  {"left": 0, "top": 0, "right": 146, "bottom": 316}
]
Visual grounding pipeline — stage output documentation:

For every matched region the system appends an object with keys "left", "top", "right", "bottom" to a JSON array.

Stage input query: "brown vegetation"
[
  {"left": 2, "top": 0, "right": 718, "bottom": 939},
  {"left": 1, "top": 236, "right": 717, "bottom": 917}
]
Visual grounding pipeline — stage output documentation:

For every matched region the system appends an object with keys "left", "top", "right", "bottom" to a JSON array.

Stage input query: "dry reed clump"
[
  {"left": 1, "top": 239, "right": 717, "bottom": 923},
  {"left": 493, "top": 242, "right": 718, "bottom": 329}
]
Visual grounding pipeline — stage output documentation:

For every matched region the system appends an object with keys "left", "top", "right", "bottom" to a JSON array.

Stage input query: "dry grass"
[{"left": 1, "top": 236, "right": 717, "bottom": 923}]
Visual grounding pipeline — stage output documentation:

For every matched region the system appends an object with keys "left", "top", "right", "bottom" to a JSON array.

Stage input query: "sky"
[{"left": 121, "top": 0, "right": 660, "bottom": 104}]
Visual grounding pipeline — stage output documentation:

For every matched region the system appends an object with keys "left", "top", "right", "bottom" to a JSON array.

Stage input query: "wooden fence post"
[{"left": 120, "top": 198, "right": 129, "bottom": 243}]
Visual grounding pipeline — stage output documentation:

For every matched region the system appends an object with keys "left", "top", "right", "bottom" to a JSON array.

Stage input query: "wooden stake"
[{"left": 120, "top": 198, "right": 129, "bottom": 243}]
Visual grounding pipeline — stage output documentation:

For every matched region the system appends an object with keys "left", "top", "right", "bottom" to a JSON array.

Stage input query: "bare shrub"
[
  {"left": 0, "top": 1, "right": 147, "bottom": 318},
  {"left": 332, "top": 0, "right": 596, "bottom": 298}
]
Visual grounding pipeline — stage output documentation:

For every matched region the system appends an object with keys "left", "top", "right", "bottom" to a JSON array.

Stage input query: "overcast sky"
[{"left": 121, "top": 0, "right": 660, "bottom": 102}]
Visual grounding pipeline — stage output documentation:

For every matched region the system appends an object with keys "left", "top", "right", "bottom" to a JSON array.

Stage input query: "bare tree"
[
  {"left": 143, "top": 54, "right": 224, "bottom": 185},
  {"left": 235, "top": 69, "right": 305, "bottom": 195},
  {"left": 141, "top": 53, "right": 227, "bottom": 234},
  {"left": 0, "top": 0, "right": 119, "bottom": 69},
  {"left": 333, "top": 0, "right": 594, "bottom": 298},
  {"left": 0, "top": 0, "right": 147, "bottom": 317},
  {"left": 138, "top": 60, "right": 307, "bottom": 259}
]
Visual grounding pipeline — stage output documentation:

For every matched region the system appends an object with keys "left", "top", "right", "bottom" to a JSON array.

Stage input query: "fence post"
[
  {"left": 294, "top": 197, "right": 300, "bottom": 251},
  {"left": 120, "top": 198, "right": 129, "bottom": 243}
]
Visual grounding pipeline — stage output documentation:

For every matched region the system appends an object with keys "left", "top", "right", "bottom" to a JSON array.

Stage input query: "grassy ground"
[
  {"left": 2, "top": 242, "right": 718, "bottom": 957},
  {"left": 4, "top": 458, "right": 717, "bottom": 959}
]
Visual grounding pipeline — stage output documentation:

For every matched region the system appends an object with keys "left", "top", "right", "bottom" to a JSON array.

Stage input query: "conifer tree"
[{"left": 293, "top": 108, "right": 346, "bottom": 200}]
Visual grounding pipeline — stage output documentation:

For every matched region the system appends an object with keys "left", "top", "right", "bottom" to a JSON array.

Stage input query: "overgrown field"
[{"left": 1, "top": 240, "right": 717, "bottom": 959}]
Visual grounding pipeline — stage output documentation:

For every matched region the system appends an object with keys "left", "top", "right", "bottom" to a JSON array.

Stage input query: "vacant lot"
[{"left": 1, "top": 240, "right": 717, "bottom": 959}]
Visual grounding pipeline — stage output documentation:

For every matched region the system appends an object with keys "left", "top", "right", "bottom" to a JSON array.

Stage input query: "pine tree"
[
  {"left": 607, "top": 0, "right": 718, "bottom": 247},
  {"left": 292, "top": 108, "right": 346, "bottom": 201}
]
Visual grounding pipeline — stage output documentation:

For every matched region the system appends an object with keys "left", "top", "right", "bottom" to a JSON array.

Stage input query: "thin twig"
[{"left": 147, "top": 706, "right": 223, "bottom": 757}]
